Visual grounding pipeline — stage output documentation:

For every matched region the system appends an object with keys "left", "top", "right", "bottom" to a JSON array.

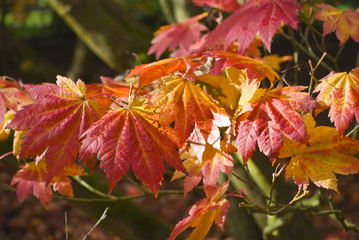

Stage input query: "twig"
[
  {"left": 267, "top": 162, "right": 287, "bottom": 208},
  {"left": 81, "top": 207, "right": 109, "bottom": 240},
  {"left": 72, "top": 176, "right": 118, "bottom": 200},
  {"left": 65, "top": 212, "right": 68, "bottom": 240},
  {"left": 346, "top": 124, "right": 359, "bottom": 137},
  {"left": 280, "top": 30, "right": 334, "bottom": 72}
]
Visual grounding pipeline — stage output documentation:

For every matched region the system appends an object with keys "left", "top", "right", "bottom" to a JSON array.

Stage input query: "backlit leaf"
[
  {"left": 148, "top": 13, "right": 208, "bottom": 59},
  {"left": 79, "top": 103, "right": 184, "bottom": 195},
  {"left": 167, "top": 182, "right": 230, "bottom": 240},
  {"left": 235, "top": 86, "right": 316, "bottom": 163},
  {"left": 314, "top": 69, "right": 359, "bottom": 136},
  {"left": 192, "top": 0, "right": 241, "bottom": 12},
  {"left": 11, "top": 158, "right": 87, "bottom": 208},
  {"left": 278, "top": 114, "right": 359, "bottom": 191},
  {"left": 314, "top": 4, "right": 359, "bottom": 45},
  {"left": 7, "top": 77, "right": 109, "bottom": 182},
  {"left": 151, "top": 75, "right": 230, "bottom": 145},
  {"left": 206, "top": 0, "right": 301, "bottom": 53}
]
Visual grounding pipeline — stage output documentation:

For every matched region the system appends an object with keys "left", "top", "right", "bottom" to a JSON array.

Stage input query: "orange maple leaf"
[
  {"left": 0, "top": 77, "right": 32, "bottom": 123},
  {"left": 199, "top": 50, "right": 279, "bottom": 83},
  {"left": 7, "top": 76, "right": 109, "bottom": 183},
  {"left": 151, "top": 74, "right": 230, "bottom": 146},
  {"left": 175, "top": 137, "right": 234, "bottom": 194},
  {"left": 11, "top": 158, "right": 87, "bottom": 208},
  {"left": 278, "top": 114, "right": 359, "bottom": 191},
  {"left": 314, "top": 68, "right": 359, "bottom": 136},
  {"left": 167, "top": 182, "right": 230, "bottom": 240},
  {"left": 314, "top": 4, "right": 359, "bottom": 45}
]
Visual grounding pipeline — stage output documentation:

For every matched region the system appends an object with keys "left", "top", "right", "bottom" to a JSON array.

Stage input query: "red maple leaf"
[
  {"left": 79, "top": 103, "right": 184, "bottom": 195},
  {"left": 206, "top": 0, "right": 301, "bottom": 53},
  {"left": 148, "top": 13, "right": 208, "bottom": 59},
  {"left": 7, "top": 76, "right": 109, "bottom": 182},
  {"left": 192, "top": 0, "right": 241, "bottom": 12},
  {"left": 235, "top": 86, "right": 317, "bottom": 163}
]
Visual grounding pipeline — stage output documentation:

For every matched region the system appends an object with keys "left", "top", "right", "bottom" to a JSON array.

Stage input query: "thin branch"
[
  {"left": 65, "top": 212, "right": 68, "bottom": 240},
  {"left": 72, "top": 176, "right": 118, "bottom": 200},
  {"left": 81, "top": 207, "right": 109, "bottom": 240},
  {"left": 280, "top": 30, "right": 334, "bottom": 72},
  {"left": 346, "top": 124, "right": 359, "bottom": 137},
  {"left": 1, "top": 183, "right": 184, "bottom": 203}
]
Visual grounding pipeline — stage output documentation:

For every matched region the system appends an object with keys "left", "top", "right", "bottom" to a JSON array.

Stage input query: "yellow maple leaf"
[{"left": 278, "top": 114, "right": 359, "bottom": 191}]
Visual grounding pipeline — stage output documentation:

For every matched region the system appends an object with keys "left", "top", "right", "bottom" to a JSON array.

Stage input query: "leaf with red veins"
[
  {"left": 199, "top": 51, "right": 279, "bottom": 83},
  {"left": 11, "top": 159, "right": 86, "bottom": 208},
  {"left": 79, "top": 106, "right": 184, "bottom": 195},
  {"left": 235, "top": 87, "right": 311, "bottom": 163},
  {"left": 192, "top": 0, "right": 241, "bottom": 12},
  {"left": 151, "top": 75, "right": 229, "bottom": 146},
  {"left": 7, "top": 78, "right": 109, "bottom": 182},
  {"left": 314, "top": 4, "right": 359, "bottom": 45},
  {"left": 314, "top": 69, "right": 359, "bottom": 136},
  {"left": 148, "top": 13, "right": 208, "bottom": 59},
  {"left": 167, "top": 182, "right": 230, "bottom": 240},
  {"left": 206, "top": 0, "right": 301, "bottom": 54}
]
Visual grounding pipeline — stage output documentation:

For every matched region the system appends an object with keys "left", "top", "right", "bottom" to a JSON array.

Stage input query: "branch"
[{"left": 280, "top": 30, "right": 334, "bottom": 72}]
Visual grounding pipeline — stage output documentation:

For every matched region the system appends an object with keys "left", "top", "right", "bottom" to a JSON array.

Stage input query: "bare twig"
[
  {"left": 81, "top": 207, "right": 109, "bottom": 240},
  {"left": 65, "top": 212, "right": 68, "bottom": 240}
]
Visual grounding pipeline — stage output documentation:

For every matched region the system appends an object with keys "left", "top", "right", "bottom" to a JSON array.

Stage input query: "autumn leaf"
[
  {"left": 151, "top": 74, "right": 230, "bottom": 146},
  {"left": 314, "top": 68, "right": 359, "bottom": 136},
  {"left": 0, "top": 110, "right": 14, "bottom": 141},
  {"left": 126, "top": 57, "right": 191, "bottom": 88},
  {"left": 85, "top": 76, "right": 131, "bottom": 107},
  {"left": 235, "top": 86, "right": 317, "bottom": 163},
  {"left": 0, "top": 77, "right": 32, "bottom": 123},
  {"left": 206, "top": 0, "right": 301, "bottom": 53},
  {"left": 263, "top": 54, "right": 293, "bottom": 71},
  {"left": 192, "top": 0, "right": 241, "bottom": 12},
  {"left": 148, "top": 13, "right": 208, "bottom": 59},
  {"left": 11, "top": 158, "right": 87, "bottom": 208},
  {"left": 199, "top": 50, "right": 279, "bottom": 83},
  {"left": 175, "top": 130, "right": 234, "bottom": 193},
  {"left": 167, "top": 182, "right": 230, "bottom": 240},
  {"left": 314, "top": 4, "right": 359, "bottom": 45},
  {"left": 79, "top": 101, "right": 184, "bottom": 195},
  {"left": 278, "top": 114, "right": 359, "bottom": 191},
  {"left": 7, "top": 76, "right": 109, "bottom": 182}
]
